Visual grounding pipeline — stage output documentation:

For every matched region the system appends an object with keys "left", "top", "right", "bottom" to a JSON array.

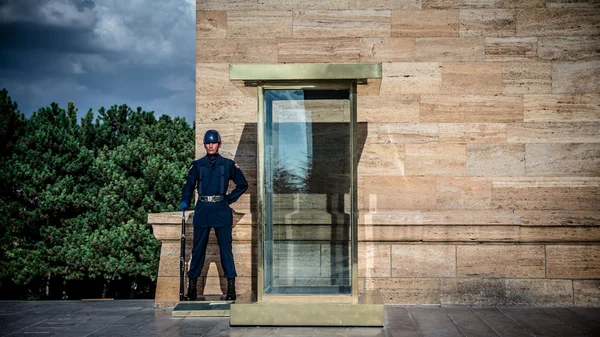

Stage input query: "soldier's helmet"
[{"left": 203, "top": 129, "right": 221, "bottom": 143}]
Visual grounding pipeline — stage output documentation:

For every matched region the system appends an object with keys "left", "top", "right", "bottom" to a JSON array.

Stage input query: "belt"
[{"left": 198, "top": 195, "right": 225, "bottom": 202}]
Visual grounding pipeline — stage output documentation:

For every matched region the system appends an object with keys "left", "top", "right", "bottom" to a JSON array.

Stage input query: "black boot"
[
  {"left": 226, "top": 278, "right": 236, "bottom": 301},
  {"left": 184, "top": 277, "right": 197, "bottom": 301}
]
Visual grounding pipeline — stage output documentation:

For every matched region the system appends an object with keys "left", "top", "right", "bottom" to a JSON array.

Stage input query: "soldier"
[{"left": 179, "top": 129, "right": 248, "bottom": 301}]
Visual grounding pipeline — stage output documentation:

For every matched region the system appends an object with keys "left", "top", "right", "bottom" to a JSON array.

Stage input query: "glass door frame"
[{"left": 256, "top": 81, "right": 359, "bottom": 303}]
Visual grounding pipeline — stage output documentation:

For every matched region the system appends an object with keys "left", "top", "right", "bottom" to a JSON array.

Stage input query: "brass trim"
[
  {"left": 261, "top": 82, "right": 354, "bottom": 90},
  {"left": 260, "top": 295, "right": 354, "bottom": 303},
  {"left": 350, "top": 81, "right": 359, "bottom": 303},
  {"left": 230, "top": 63, "right": 382, "bottom": 81},
  {"left": 257, "top": 86, "right": 265, "bottom": 303}
]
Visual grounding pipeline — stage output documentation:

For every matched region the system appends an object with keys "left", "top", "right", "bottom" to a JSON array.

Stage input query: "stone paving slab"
[{"left": 0, "top": 300, "right": 599, "bottom": 336}]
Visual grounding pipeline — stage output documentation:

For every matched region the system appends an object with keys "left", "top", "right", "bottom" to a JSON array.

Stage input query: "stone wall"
[{"left": 149, "top": 0, "right": 600, "bottom": 306}]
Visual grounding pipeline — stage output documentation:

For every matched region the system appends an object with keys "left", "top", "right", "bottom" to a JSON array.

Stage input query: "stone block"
[
  {"left": 422, "top": 210, "right": 521, "bottom": 225},
  {"left": 358, "top": 225, "right": 424, "bottom": 241},
  {"left": 380, "top": 62, "right": 442, "bottom": 95},
  {"left": 232, "top": 243, "right": 253, "bottom": 277},
  {"left": 196, "top": 64, "right": 244, "bottom": 97},
  {"left": 392, "top": 245, "right": 456, "bottom": 277},
  {"left": 574, "top": 280, "right": 600, "bottom": 307},
  {"left": 553, "top": 60, "right": 600, "bottom": 94},
  {"left": 516, "top": 8, "right": 600, "bottom": 37},
  {"left": 405, "top": 143, "right": 467, "bottom": 176},
  {"left": 152, "top": 223, "right": 184, "bottom": 242},
  {"left": 358, "top": 78, "right": 382, "bottom": 96},
  {"left": 292, "top": 10, "right": 392, "bottom": 38},
  {"left": 196, "top": 11, "right": 226, "bottom": 38},
  {"left": 358, "top": 95, "right": 419, "bottom": 123},
  {"left": 377, "top": 123, "right": 439, "bottom": 143},
  {"left": 202, "top": 276, "right": 252, "bottom": 296},
  {"left": 460, "top": 9, "right": 516, "bottom": 37},
  {"left": 538, "top": 37, "right": 600, "bottom": 61},
  {"left": 501, "top": 60, "right": 552, "bottom": 94},
  {"left": 546, "top": 0, "right": 600, "bottom": 7},
  {"left": 415, "top": 37, "right": 485, "bottom": 61},
  {"left": 154, "top": 276, "right": 180, "bottom": 305},
  {"left": 359, "top": 243, "right": 391, "bottom": 277},
  {"left": 525, "top": 143, "right": 600, "bottom": 177},
  {"left": 505, "top": 279, "right": 573, "bottom": 306},
  {"left": 365, "top": 278, "right": 440, "bottom": 304},
  {"left": 423, "top": 0, "right": 544, "bottom": 8},
  {"left": 508, "top": 122, "right": 600, "bottom": 143},
  {"left": 520, "top": 226, "right": 600, "bottom": 242},
  {"left": 391, "top": 10, "right": 460, "bottom": 37},
  {"left": 439, "top": 123, "right": 507, "bottom": 143},
  {"left": 485, "top": 37, "right": 537, "bottom": 61},
  {"left": 227, "top": 11, "right": 292, "bottom": 38},
  {"left": 231, "top": 224, "right": 252, "bottom": 241},
  {"left": 258, "top": 0, "right": 349, "bottom": 10},
  {"left": 196, "top": 97, "right": 257, "bottom": 123},
  {"left": 278, "top": 38, "right": 362, "bottom": 63},
  {"left": 440, "top": 279, "right": 506, "bottom": 306},
  {"left": 363, "top": 176, "right": 437, "bottom": 211},
  {"left": 420, "top": 95, "right": 522, "bottom": 123},
  {"left": 491, "top": 177, "right": 600, "bottom": 210},
  {"left": 158, "top": 242, "right": 181, "bottom": 277},
  {"left": 196, "top": 39, "right": 277, "bottom": 63},
  {"left": 349, "top": 0, "right": 421, "bottom": 9},
  {"left": 358, "top": 143, "right": 405, "bottom": 176},
  {"left": 517, "top": 210, "right": 600, "bottom": 226},
  {"left": 523, "top": 94, "right": 600, "bottom": 122},
  {"left": 457, "top": 245, "right": 545, "bottom": 278},
  {"left": 436, "top": 177, "right": 492, "bottom": 210},
  {"left": 423, "top": 225, "right": 519, "bottom": 242},
  {"left": 547, "top": 246, "right": 600, "bottom": 279},
  {"left": 360, "top": 211, "right": 424, "bottom": 225},
  {"left": 467, "top": 144, "right": 525, "bottom": 177},
  {"left": 359, "top": 38, "right": 416, "bottom": 62},
  {"left": 441, "top": 62, "right": 503, "bottom": 94},
  {"left": 197, "top": 0, "right": 257, "bottom": 10}
]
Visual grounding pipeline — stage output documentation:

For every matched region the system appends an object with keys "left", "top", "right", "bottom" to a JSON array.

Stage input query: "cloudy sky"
[{"left": 0, "top": 0, "right": 196, "bottom": 122}]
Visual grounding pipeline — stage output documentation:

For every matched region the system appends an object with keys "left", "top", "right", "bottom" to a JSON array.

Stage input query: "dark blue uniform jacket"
[{"left": 181, "top": 154, "right": 248, "bottom": 228}]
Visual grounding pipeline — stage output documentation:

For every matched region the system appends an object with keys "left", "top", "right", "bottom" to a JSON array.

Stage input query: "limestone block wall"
[{"left": 149, "top": 0, "right": 600, "bottom": 307}]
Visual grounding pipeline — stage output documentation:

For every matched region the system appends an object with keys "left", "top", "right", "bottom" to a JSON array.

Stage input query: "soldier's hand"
[{"left": 179, "top": 201, "right": 189, "bottom": 211}]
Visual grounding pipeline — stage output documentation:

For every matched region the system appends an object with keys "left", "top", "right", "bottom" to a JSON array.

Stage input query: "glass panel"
[{"left": 263, "top": 88, "right": 352, "bottom": 296}]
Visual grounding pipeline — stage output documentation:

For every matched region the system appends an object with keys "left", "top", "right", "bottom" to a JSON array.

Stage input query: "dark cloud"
[{"left": 0, "top": 0, "right": 196, "bottom": 122}]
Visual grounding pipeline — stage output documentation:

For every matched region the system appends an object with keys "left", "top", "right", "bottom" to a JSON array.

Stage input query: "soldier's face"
[{"left": 204, "top": 142, "right": 220, "bottom": 155}]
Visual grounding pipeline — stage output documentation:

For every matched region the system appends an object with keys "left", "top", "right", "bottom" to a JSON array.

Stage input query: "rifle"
[{"left": 179, "top": 210, "right": 186, "bottom": 301}]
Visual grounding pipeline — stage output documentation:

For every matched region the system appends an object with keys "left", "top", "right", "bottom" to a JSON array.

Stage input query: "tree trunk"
[
  {"left": 130, "top": 277, "right": 138, "bottom": 299},
  {"left": 45, "top": 272, "right": 51, "bottom": 298},
  {"left": 102, "top": 279, "right": 110, "bottom": 298},
  {"left": 61, "top": 278, "right": 68, "bottom": 300}
]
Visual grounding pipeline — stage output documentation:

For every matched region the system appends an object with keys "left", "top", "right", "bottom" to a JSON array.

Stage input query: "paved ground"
[{"left": 1, "top": 300, "right": 599, "bottom": 337}]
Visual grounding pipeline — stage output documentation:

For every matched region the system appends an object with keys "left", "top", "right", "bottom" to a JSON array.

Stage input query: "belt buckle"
[{"left": 208, "top": 195, "right": 215, "bottom": 202}]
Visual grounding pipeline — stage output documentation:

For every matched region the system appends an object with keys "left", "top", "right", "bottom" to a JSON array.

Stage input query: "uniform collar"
[{"left": 198, "top": 154, "right": 223, "bottom": 166}]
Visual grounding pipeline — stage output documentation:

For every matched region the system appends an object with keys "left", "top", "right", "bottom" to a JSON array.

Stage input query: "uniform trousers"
[{"left": 187, "top": 226, "right": 237, "bottom": 279}]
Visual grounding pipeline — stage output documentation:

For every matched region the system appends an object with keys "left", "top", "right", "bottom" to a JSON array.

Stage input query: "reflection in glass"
[{"left": 263, "top": 88, "right": 352, "bottom": 295}]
